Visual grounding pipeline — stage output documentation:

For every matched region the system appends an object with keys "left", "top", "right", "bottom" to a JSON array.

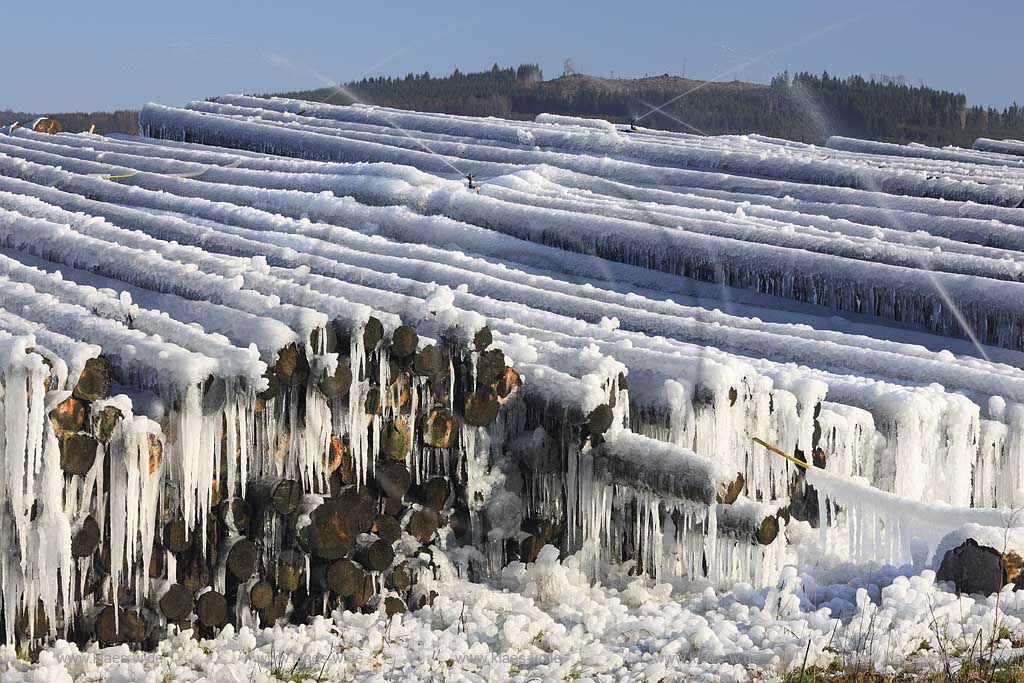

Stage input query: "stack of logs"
[
  {"left": 15, "top": 312, "right": 792, "bottom": 650},
  {"left": 50, "top": 318, "right": 543, "bottom": 648}
]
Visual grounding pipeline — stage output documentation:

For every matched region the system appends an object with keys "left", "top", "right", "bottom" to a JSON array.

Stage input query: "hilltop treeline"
[
  {"left": 274, "top": 65, "right": 1024, "bottom": 147},
  {"left": 5, "top": 65, "right": 1023, "bottom": 146}
]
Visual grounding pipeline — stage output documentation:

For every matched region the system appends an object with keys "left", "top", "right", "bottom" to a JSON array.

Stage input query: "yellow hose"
[{"left": 751, "top": 437, "right": 811, "bottom": 470}]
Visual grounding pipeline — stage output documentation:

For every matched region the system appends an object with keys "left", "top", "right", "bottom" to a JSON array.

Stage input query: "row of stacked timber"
[
  {"left": 0, "top": 118, "right": 834, "bottom": 650},
  {"left": 1, "top": 302, "right": 789, "bottom": 650}
]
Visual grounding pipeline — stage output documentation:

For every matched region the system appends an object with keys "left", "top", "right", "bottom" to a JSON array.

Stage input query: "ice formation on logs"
[{"left": 0, "top": 99, "right": 1024, "bottom": 668}]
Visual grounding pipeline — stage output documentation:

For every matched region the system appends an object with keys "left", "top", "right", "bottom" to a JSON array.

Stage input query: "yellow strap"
[
  {"left": 751, "top": 437, "right": 810, "bottom": 470},
  {"left": 104, "top": 158, "right": 239, "bottom": 181}
]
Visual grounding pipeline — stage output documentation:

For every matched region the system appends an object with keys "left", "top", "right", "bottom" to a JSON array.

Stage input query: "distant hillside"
[
  {"left": 5, "top": 64, "right": 1023, "bottom": 146},
  {"left": 272, "top": 64, "right": 1024, "bottom": 147}
]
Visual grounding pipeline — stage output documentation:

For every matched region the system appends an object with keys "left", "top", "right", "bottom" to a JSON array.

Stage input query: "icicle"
[
  {"left": 703, "top": 501, "right": 718, "bottom": 584},
  {"left": 347, "top": 331, "right": 370, "bottom": 485}
]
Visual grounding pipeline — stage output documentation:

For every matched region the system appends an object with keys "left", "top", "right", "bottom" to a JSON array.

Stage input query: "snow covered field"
[
  {"left": 7, "top": 550, "right": 1024, "bottom": 683},
  {"left": 2, "top": 102, "right": 1024, "bottom": 681}
]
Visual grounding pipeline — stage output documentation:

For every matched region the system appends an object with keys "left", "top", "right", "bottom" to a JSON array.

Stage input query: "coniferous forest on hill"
[{"left": 5, "top": 64, "right": 1024, "bottom": 146}]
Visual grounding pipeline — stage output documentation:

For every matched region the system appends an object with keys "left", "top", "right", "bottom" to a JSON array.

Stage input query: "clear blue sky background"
[{"left": 3, "top": 0, "right": 1021, "bottom": 113}]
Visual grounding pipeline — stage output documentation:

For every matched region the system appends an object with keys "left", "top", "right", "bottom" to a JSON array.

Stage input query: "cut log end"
[
  {"left": 754, "top": 515, "right": 780, "bottom": 546},
  {"left": 71, "top": 516, "right": 101, "bottom": 558},
  {"left": 417, "top": 477, "right": 451, "bottom": 512},
  {"left": 326, "top": 559, "right": 365, "bottom": 597},
  {"left": 347, "top": 574, "right": 375, "bottom": 609},
  {"left": 226, "top": 539, "right": 259, "bottom": 580},
  {"left": 95, "top": 606, "right": 126, "bottom": 646},
  {"left": 473, "top": 326, "right": 492, "bottom": 352},
  {"left": 363, "top": 317, "right": 384, "bottom": 352},
  {"left": 464, "top": 388, "right": 499, "bottom": 427},
  {"left": 476, "top": 348, "right": 505, "bottom": 386},
  {"left": 60, "top": 433, "right": 99, "bottom": 476},
  {"left": 719, "top": 473, "right": 745, "bottom": 505},
  {"left": 196, "top": 590, "right": 228, "bottom": 628},
  {"left": 49, "top": 397, "right": 87, "bottom": 439},
  {"left": 93, "top": 405, "right": 124, "bottom": 444},
  {"left": 163, "top": 519, "right": 194, "bottom": 554},
  {"left": 274, "top": 343, "right": 311, "bottom": 388},
  {"left": 320, "top": 360, "right": 353, "bottom": 399},
  {"left": 371, "top": 514, "right": 403, "bottom": 545},
  {"left": 381, "top": 419, "right": 410, "bottom": 461},
  {"left": 309, "top": 501, "right": 355, "bottom": 560},
  {"left": 421, "top": 406, "right": 456, "bottom": 448},
  {"left": 587, "top": 404, "right": 615, "bottom": 436},
  {"left": 219, "top": 498, "right": 251, "bottom": 535},
  {"left": 391, "top": 325, "right": 419, "bottom": 359},
  {"left": 384, "top": 596, "right": 407, "bottom": 618},
  {"left": 376, "top": 461, "right": 411, "bottom": 500},
  {"left": 73, "top": 356, "right": 113, "bottom": 402},
  {"left": 937, "top": 538, "right": 1024, "bottom": 596},
  {"left": 249, "top": 477, "right": 303, "bottom": 516},
  {"left": 387, "top": 563, "right": 411, "bottom": 591},
  {"left": 407, "top": 508, "right": 440, "bottom": 543},
  {"left": 276, "top": 560, "right": 301, "bottom": 593},
  {"left": 356, "top": 538, "right": 395, "bottom": 573},
  {"left": 413, "top": 345, "right": 445, "bottom": 377},
  {"left": 249, "top": 581, "right": 274, "bottom": 610},
  {"left": 159, "top": 584, "right": 194, "bottom": 621}
]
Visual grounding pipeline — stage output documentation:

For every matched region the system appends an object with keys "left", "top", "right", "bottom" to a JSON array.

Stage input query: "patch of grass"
[
  {"left": 269, "top": 665, "right": 319, "bottom": 683},
  {"left": 782, "top": 659, "right": 1024, "bottom": 683}
]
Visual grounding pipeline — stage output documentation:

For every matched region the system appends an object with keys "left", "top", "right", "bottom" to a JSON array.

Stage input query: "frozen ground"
[{"left": 4, "top": 533, "right": 1022, "bottom": 683}]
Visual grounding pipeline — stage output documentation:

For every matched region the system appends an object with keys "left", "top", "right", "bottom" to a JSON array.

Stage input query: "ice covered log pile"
[
  {"left": 974, "top": 138, "right": 1024, "bottom": 158},
  {"left": 7, "top": 122, "right": 1024, "bottom": 513},
  {"left": 0, "top": 145, "right": 759, "bottom": 651},
  {"left": 0, "top": 235, "right": 594, "bottom": 647},
  {"left": 4, "top": 104, "right": 1024, "bottom": 649},
  {"left": 104, "top": 103, "right": 1024, "bottom": 504},
  {"left": 134, "top": 97, "right": 1024, "bottom": 352}
]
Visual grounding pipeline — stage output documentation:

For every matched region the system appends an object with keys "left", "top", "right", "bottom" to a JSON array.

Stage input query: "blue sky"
[{"left": 3, "top": 0, "right": 1021, "bottom": 113}]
